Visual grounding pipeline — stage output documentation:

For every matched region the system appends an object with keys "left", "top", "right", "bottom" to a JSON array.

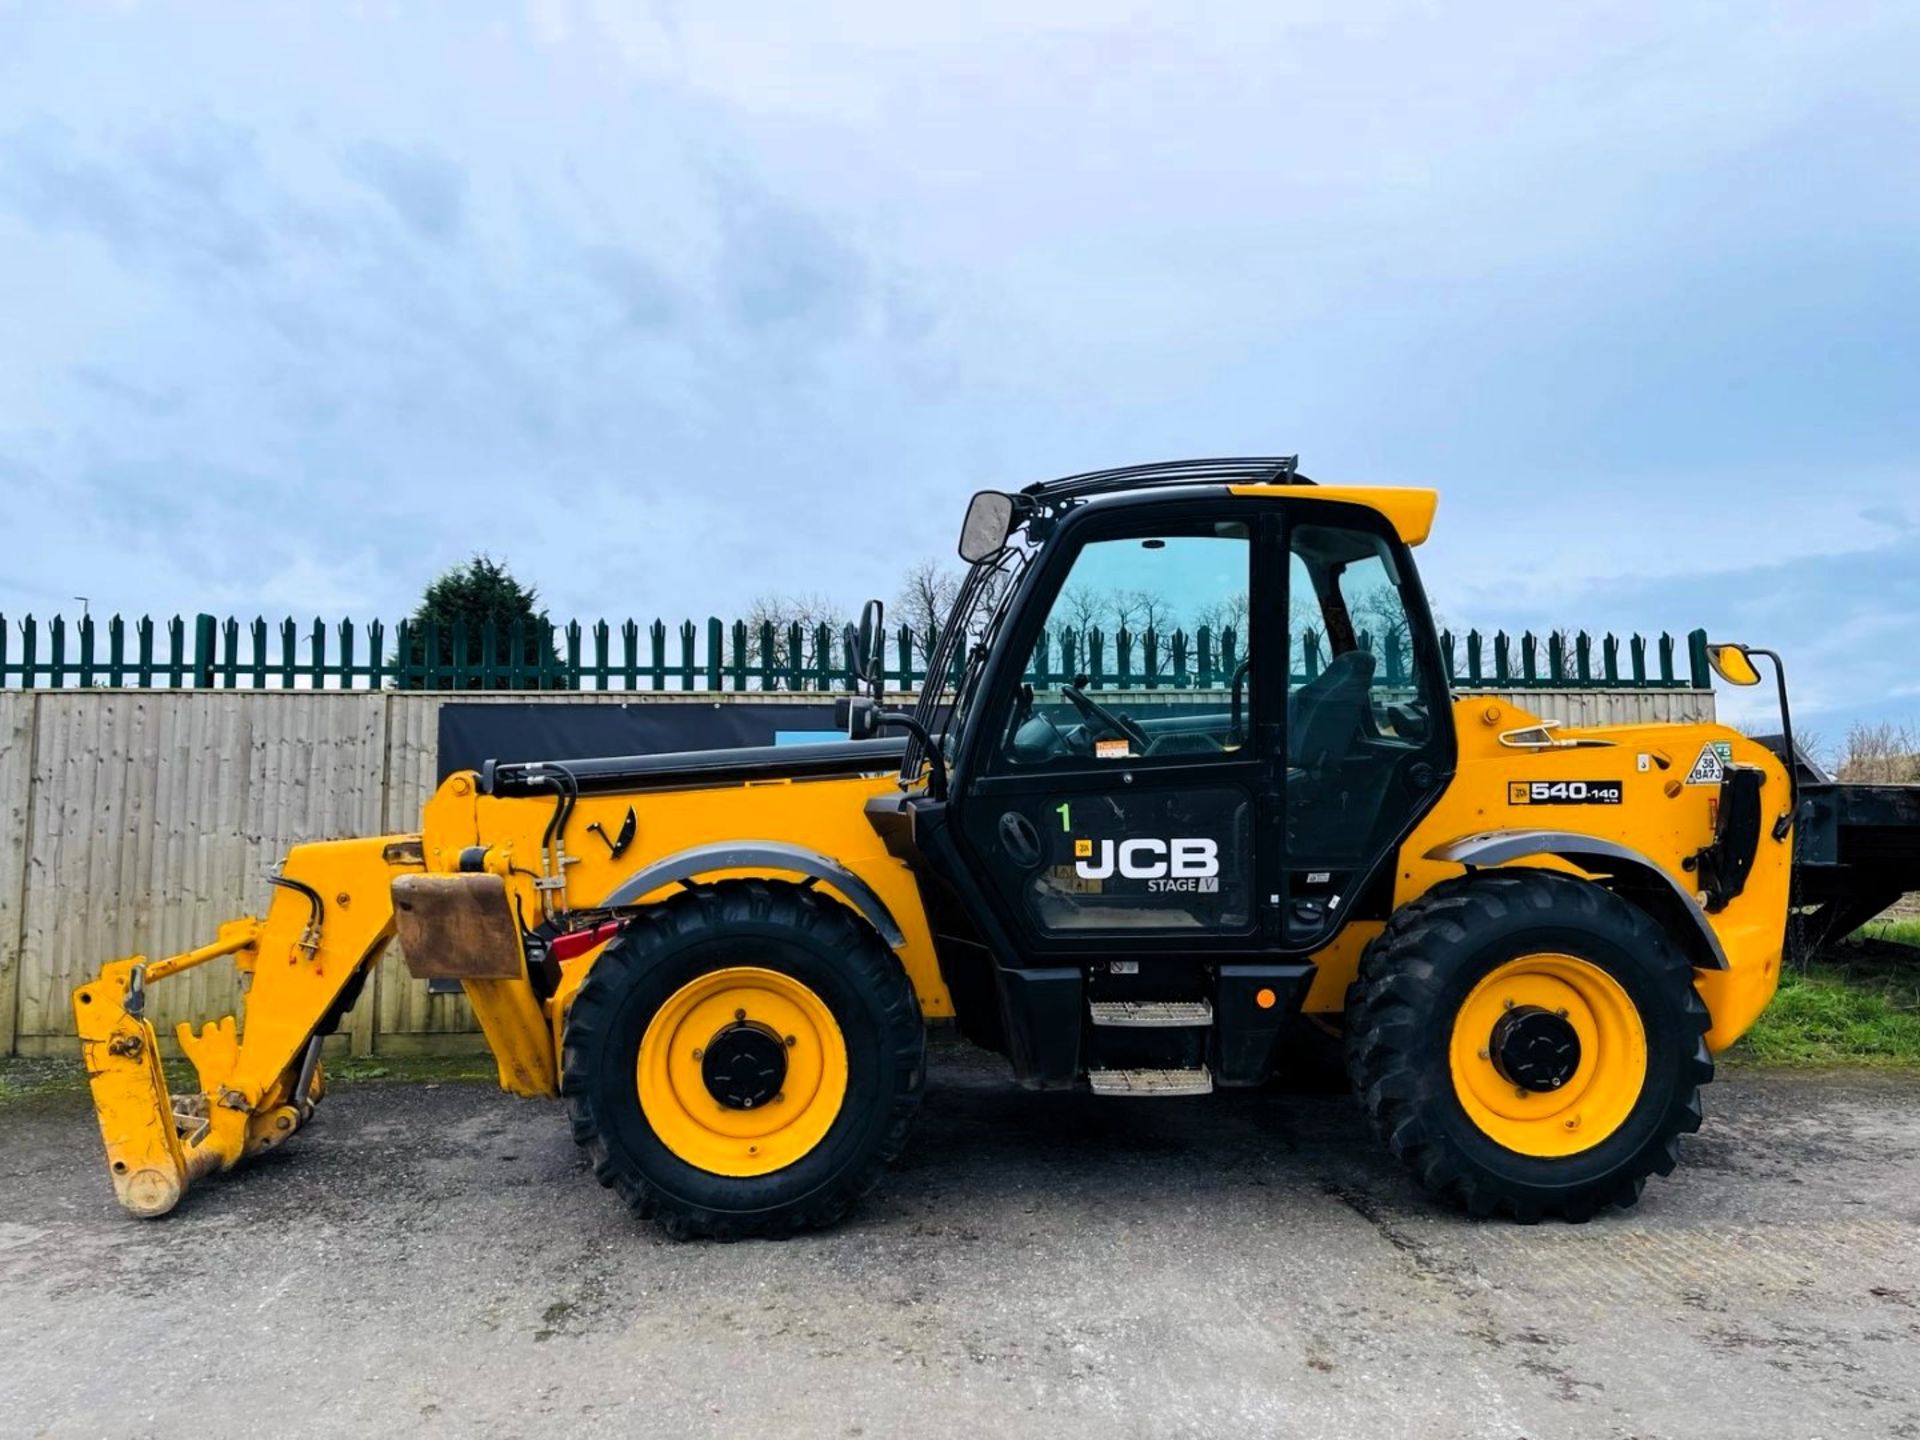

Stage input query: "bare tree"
[
  {"left": 1837, "top": 722, "right": 1920, "bottom": 783},
  {"left": 1055, "top": 585, "right": 1106, "bottom": 638},
  {"left": 1113, "top": 588, "right": 1172, "bottom": 678},
  {"left": 893, "top": 558, "right": 962, "bottom": 664},
  {"left": 1120, "top": 589, "right": 1173, "bottom": 638},
  {"left": 1194, "top": 590, "right": 1251, "bottom": 640},
  {"left": 744, "top": 591, "right": 850, "bottom": 683},
  {"left": 1347, "top": 583, "right": 1412, "bottom": 650}
]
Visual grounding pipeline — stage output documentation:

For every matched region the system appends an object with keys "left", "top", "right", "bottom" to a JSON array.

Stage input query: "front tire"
[
  {"left": 562, "top": 880, "right": 924, "bottom": 1239},
  {"left": 1344, "top": 870, "right": 1712, "bottom": 1221}
]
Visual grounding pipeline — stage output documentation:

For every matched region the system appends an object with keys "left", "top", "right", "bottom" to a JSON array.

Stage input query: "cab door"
[
  {"left": 951, "top": 505, "right": 1279, "bottom": 958},
  {"left": 1278, "top": 504, "right": 1457, "bottom": 946}
]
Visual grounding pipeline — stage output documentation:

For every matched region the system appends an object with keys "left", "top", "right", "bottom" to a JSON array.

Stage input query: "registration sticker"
[
  {"left": 1685, "top": 741, "right": 1733, "bottom": 786},
  {"left": 1095, "top": 738, "right": 1132, "bottom": 760}
]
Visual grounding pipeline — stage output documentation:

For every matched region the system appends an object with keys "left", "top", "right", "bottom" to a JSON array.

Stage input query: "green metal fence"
[{"left": 0, "top": 612, "right": 1714, "bottom": 693}]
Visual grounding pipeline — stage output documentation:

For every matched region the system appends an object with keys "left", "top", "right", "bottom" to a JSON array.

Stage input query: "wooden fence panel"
[
  {"left": 0, "top": 693, "right": 34, "bottom": 1055},
  {"left": 10, "top": 693, "right": 387, "bottom": 1055}
]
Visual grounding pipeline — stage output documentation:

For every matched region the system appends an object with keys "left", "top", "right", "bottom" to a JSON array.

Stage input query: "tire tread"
[
  {"left": 560, "top": 880, "right": 924, "bottom": 1239},
  {"left": 1344, "top": 869, "right": 1712, "bottom": 1222}
]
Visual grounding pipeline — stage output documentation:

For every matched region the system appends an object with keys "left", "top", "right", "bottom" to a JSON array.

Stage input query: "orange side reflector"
[{"left": 1255, "top": 987, "right": 1277, "bottom": 1010}]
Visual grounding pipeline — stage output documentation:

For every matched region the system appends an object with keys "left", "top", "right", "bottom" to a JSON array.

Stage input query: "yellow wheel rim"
[
  {"left": 1448, "top": 953, "right": 1647, "bottom": 1158},
  {"left": 638, "top": 966, "right": 848, "bottom": 1178}
]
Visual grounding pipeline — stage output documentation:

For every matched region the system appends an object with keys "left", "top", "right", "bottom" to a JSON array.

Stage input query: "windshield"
[{"left": 899, "top": 533, "right": 1034, "bottom": 786}]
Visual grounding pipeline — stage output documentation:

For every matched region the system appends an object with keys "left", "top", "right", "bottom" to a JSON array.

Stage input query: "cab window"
[
  {"left": 996, "top": 523, "right": 1252, "bottom": 768},
  {"left": 1286, "top": 521, "right": 1438, "bottom": 861}
]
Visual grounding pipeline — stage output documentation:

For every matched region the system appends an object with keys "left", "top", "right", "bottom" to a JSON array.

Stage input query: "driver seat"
[{"left": 1289, "top": 650, "right": 1375, "bottom": 773}]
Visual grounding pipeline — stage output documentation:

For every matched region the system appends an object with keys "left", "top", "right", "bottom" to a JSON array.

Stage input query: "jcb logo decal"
[{"left": 1074, "top": 837, "right": 1220, "bottom": 892}]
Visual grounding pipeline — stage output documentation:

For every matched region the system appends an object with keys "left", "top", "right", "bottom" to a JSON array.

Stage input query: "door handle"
[{"left": 998, "top": 811, "right": 1043, "bottom": 869}]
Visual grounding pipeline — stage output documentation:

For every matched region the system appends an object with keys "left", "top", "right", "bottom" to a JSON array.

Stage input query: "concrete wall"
[{"left": 0, "top": 685, "right": 1715, "bottom": 1056}]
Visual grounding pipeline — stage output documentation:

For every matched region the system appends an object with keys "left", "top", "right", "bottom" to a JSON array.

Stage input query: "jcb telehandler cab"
[{"left": 75, "top": 458, "right": 1792, "bottom": 1236}]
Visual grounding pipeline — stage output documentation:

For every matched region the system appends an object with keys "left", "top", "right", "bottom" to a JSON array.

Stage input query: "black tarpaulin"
[{"left": 436, "top": 701, "right": 843, "bottom": 782}]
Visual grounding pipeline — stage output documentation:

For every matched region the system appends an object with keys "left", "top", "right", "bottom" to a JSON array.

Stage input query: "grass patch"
[
  {"left": 0, "top": 1057, "right": 89, "bottom": 1106},
  {"left": 1735, "top": 949, "right": 1920, "bottom": 1068},
  {"left": 1862, "top": 916, "right": 1920, "bottom": 949},
  {"left": 324, "top": 1053, "right": 497, "bottom": 1085},
  {"left": 0, "top": 1049, "right": 495, "bottom": 1108}
]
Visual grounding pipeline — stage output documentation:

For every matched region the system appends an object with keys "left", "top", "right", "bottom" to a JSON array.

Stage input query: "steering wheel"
[{"left": 1060, "top": 684, "right": 1150, "bottom": 754}]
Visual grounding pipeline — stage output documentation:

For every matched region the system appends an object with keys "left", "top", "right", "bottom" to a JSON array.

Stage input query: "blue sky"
[{"left": 0, "top": 3, "right": 1915, "bottom": 736}]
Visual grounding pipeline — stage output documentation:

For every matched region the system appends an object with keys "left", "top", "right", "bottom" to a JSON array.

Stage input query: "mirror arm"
[
  {"left": 1744, "top": 646, "right": 1797, "bottom": 839},
  {"left": 833, "top": 696, "right": 948, "bottom": 801},
  {"left": 875, "top": 711, "right": 948, "bottom": 801}
]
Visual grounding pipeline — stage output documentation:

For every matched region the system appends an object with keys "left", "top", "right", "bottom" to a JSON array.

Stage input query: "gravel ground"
[{"left": 3, "top": 1044, "right": 1917, "bottom": 1440}]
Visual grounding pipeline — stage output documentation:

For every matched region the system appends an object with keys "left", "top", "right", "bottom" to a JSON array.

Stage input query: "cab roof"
[{"left": 1021, "top": 456, "right": 1438, "bottom": 546}]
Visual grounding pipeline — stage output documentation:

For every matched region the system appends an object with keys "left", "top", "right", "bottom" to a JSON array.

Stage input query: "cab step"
[
  {"left": 1086, "top": 1066, "right": 1214, "bottom": 1097},
  {"left": 1088, "top": 999, "right": 1214, "bottom": 1028}
]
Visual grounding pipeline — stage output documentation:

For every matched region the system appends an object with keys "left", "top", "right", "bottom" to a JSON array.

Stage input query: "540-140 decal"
[{"left": 1507, "top": 779, "right": 1624, "bottom": 806}]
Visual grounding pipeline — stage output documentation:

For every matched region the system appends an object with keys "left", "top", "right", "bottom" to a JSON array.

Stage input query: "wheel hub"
[
  {"left": 1490, "top": 1005, "right": 1581, "bottom": 1092},
  {"left": 700, "top": 1022, "right": 789, "bottom": 1110}
]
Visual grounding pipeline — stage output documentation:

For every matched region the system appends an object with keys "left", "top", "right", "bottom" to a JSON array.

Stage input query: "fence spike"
[
  {"left": 250, "top": 617, "right": 267, "bottom": 688},
  {"left": 190, "top": 613, "right": 215, "bottom": 688},
  {"left": 76, "top": 614, "right": 96, "bottom": 688},
  {"left": 108, "top": 614, "right": 126, "bottom": 687},
  {"left": 21, "top": 614, "right": 39, "bottom": 689},
  {"left": 1686, "top": 628, "right": 1711, "bottom": 689},
  {"left": 337, "top": 618, "right": 354, "bottom": 691},
  {"left": 308, "top": 617, "right": 326, "bottom": 690}
]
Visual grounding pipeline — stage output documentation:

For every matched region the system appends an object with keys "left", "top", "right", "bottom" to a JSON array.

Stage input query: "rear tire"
[
  {"left": 1344, "top": 870, "right": 1712, "bottom": 1221},
  {"left": 562, "top": 880, "right": 924, "bottom": 1239}
]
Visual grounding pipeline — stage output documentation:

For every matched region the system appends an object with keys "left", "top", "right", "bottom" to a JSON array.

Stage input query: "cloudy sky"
[{"left": 1, "top": 3, "right": 1915, "bottom": 735}]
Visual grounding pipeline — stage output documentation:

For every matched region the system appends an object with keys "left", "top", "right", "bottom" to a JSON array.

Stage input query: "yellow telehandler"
[{"left": 74, "top": 458, "right": 1795, "bottom": 1236}]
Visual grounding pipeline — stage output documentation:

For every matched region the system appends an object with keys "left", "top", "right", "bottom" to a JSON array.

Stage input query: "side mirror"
[
  {"left": 858, "top": 599, "right": 882, "bottom": 682},
  {"left": 958, "top": 491, "right": 1015, "bottom": 563},
  {"left": 841, "top": 598, "right": 884, "bottom": 701},
  {"left": 1707, "top": 642, "right": 1762, "bottom": 687},
  {"left": 848, "top": 599, "right": 883, "bottom": 691}
]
